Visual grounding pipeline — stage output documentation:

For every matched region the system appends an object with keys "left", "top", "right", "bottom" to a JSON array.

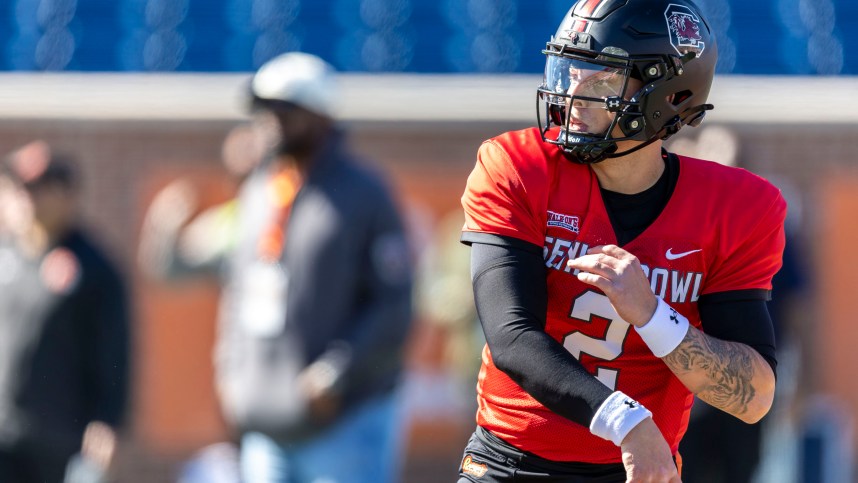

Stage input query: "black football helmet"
[{"left": 537, "top": 0, "right": 718, "bottom": 163}]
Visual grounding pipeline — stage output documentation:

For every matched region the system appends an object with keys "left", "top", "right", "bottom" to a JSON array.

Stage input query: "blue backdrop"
[{"left": 1, "top": 0, "right": 855, "bottom": 74}]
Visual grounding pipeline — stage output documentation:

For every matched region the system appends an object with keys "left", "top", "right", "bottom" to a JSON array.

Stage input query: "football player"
[{"left": 457, "top": 0, "right": 784, "bottom": 481}]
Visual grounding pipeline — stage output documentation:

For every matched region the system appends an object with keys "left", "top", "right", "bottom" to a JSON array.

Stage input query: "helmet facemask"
[{"left": 537, "top": 45, "right": 658, "bottom": 164}]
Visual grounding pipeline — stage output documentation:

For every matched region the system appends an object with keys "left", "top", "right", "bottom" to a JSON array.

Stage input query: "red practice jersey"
[{"left": 461, "top": 127, "right": 786, "bottom": 463}]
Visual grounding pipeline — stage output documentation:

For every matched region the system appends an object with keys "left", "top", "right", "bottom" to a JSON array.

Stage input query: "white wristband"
[
  {"left": 635, "top": 297, "right": 690, "bottom": 358},
  {"left": 589, "top": 391, "right": 653, "bottom": 446}
]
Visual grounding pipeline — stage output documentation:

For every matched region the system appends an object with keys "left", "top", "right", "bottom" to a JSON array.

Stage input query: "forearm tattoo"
[{"left": 662, "top": 327, "right": 757, "bottom": 416}]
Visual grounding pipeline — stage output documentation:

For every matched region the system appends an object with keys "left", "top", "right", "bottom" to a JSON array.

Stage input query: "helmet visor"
[{"left": 542, "top": 56, "right": 628, "bottom": 109}]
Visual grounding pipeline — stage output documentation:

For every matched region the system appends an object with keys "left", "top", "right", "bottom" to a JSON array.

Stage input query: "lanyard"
[{"left": 257, "top": 165, "right": 302, "bottom": 262}]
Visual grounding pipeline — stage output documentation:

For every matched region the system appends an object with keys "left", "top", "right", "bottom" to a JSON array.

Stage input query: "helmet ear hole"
[{"left": 671, "top": 90, "right": 693, "bottom": 106}]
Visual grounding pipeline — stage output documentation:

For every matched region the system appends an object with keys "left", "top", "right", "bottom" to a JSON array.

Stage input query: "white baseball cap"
[{"left": 250, "top": 52, "right": 337, "bottom": 118}]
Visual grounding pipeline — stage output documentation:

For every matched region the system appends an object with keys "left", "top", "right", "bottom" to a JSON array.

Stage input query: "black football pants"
[{"left": 456, "top": 427, "right": 627, "bottom": 483}]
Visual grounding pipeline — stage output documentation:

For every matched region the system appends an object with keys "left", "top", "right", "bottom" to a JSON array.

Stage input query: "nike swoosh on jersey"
[{"left": 665, "top": 248, "right": 702, "bottom": 260}]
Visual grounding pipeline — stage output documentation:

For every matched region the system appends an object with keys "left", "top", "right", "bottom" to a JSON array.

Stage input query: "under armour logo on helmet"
[{"left": 606, "top": 96, "right": 622, "bottom": 112}]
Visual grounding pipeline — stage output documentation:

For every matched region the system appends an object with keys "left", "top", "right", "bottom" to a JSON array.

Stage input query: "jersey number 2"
[{"left": 563, "top": 290, "right": 630, "bottom": 390}]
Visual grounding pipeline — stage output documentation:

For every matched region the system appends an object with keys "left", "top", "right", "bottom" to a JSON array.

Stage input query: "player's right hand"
[
  {"left": 619, "top": 417, "right": 680, "bottom": 483},
  {"left": 297, "top": 360, "right": 342, "bottom": 424}
]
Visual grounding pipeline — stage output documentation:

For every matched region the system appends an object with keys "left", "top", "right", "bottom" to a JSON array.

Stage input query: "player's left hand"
[
  {"left": 567, "top": 244, "right": 657, "bottom": 327},
  {"left": 620, "top": 417, "right": 681, "bottom": 483}
]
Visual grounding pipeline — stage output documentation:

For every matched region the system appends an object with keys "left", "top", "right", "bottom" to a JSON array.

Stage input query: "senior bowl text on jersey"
[{"left": 544, "top": 236, "right": 703, "bottom": 305}]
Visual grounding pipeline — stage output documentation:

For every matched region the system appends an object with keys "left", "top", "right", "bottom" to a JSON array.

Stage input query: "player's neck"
[{"left": 590, "top": 142, "right": 665, "bottom": 194}]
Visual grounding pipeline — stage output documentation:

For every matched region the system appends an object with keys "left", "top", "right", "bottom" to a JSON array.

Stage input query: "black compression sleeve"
[
  {"left": 697, "top": 296, "right": 778, "bottom": 376},
  {"left": 471, "top": 240, "right": 613, "bottom": 427}
]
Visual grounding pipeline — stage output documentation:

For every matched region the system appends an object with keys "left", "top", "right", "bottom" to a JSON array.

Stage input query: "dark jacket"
[
  {"left": 0, "top": 229, "right": 130, "bottom": 453},
  {"left": 215, "top": 138, "right": 413, "bottom": 442}
]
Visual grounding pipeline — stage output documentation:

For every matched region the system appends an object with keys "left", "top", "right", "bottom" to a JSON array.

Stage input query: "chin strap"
[
  {"left": 556, "top": 131, "right": 618, "bottom": 164},
  {"left": 561, "top": 103, "right": 715, "bottom": 164},
  {"left": 562, "top": 142, "right": 618, "bottom": 164}
]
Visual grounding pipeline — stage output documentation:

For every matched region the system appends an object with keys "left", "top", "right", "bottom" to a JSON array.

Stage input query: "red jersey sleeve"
[
  {"left": 461, "top": 139, "right": 545, "bottom": 247},
  {"left": 704, "top": 184, "right": 787, "bottom": 295}
]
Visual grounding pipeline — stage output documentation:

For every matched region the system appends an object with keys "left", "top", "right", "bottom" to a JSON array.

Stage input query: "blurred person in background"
[
  {"left": 406, "top": 209, "right": 485, "bottom": 469},
  {"left": 456, "top": 0, "right": 785, "bottom": 481},
  {"left": 414, "top": 209, "right": 484, "bottom": 411},
  {"left": 417, "top": 210, "right": 482, "bottom": 376},
  {"left": 0, "top": 141, "right": 130, "bottom": 483},
  {"left": 139, "top": 52, "right": 413, "bottom": 483}
]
